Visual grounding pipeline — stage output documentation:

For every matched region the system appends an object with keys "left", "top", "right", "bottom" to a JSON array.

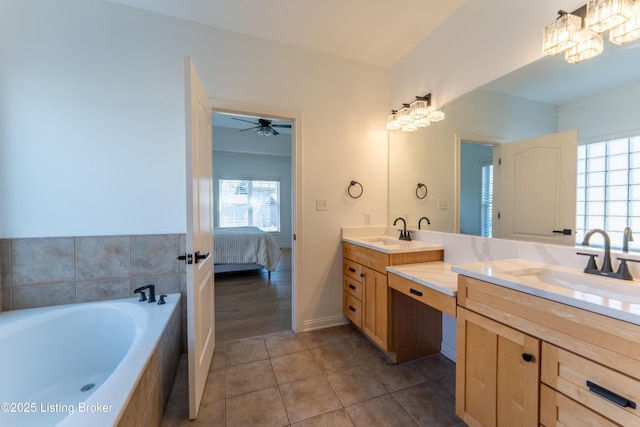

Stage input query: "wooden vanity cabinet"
[
  {"left": 456, "top": 274, "right": 640, "bottom": 427},
  {"left": 456, "top": 306, "right": 540, "bottom": 427},
  {"left": 342, "top": 241, "right": 443, "bottom": 360}
]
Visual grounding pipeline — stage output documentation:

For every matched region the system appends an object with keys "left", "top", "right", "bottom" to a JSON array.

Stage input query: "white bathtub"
[{"left": 0, "top": 293, "right": 181, "bottom": 427}]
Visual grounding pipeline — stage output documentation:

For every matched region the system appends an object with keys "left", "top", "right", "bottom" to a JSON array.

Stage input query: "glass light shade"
[
  {"left": 610, "top": 3, "right": 640, "bottom": 44},
  {"left": 543, "top": 13, "right": 583, "bottom": 55},
  {"left": 387, "top": 112, "right": 400, "bottom": 130},
  {"left": 409, "top": 99, "right": 430, "bottom": 120},
  {"left": 565, "top": 29, "right": 604, "bottom": 63},
  {"left": 396, "top": 106, "right": 412, "bottom": 125},
  {"left": 427, "top": 109, "right": 445, "bottom": 122},
  {"left": 401, "top": 122, "right": 417, "bottom": 132},
  {"left": 414, "top": 117, "right": 431, "bottom": 128},
  {"left": 586, "top": 0, "right": 632, "bottom": 33}
]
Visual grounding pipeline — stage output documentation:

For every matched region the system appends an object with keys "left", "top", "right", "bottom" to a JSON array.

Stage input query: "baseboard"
[
  {"left": 441, "top": 340, "right": 456, "bottom": 362},
  {"left": 302, "top": 315, "right": 350, "bottom": 332}
]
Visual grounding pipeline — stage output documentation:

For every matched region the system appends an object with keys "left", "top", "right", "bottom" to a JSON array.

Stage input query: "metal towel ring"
[
  {"left": 348, "top": 181, "right": 364, "bottom": 199},
  {"left": 416, "top": 183, "right": 428, "bottom": 199}
]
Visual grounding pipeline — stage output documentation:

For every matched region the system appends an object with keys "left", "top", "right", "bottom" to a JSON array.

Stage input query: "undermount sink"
[
  {"left": 504, "top": 267, "right": 640, "bottom": 303},
  {"left": 362, "top": 237, "right": 408, "bottom": 246}
]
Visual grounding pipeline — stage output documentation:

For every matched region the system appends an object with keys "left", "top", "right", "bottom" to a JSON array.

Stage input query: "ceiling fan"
[{"left": 231, "top": 117, "right": 291, "bottom": 136}]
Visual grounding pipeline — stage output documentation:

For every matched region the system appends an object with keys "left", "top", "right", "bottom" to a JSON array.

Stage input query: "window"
[
  {"left": 218, "top": 179, "right": 280, "bottom": 232},
  {"left": 576, "top": 136, "right": 640, "bottom": 249},
  {"left": 480, "top": 162, "right": 493, "bottom": 238}
]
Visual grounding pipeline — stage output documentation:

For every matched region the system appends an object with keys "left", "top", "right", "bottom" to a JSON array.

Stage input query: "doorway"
[{"left": 210, "top": 102, "right": 300, "bottom": 342}]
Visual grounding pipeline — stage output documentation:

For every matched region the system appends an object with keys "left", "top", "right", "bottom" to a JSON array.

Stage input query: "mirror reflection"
[{"left": 389, "top": 42, "right": 640, "bottom": 249}]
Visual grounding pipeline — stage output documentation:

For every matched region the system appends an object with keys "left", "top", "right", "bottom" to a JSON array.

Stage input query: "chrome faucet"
[
  {"left": 393, "top": 217, "right": 411, "bottom": 241},
  {"left": 418, "top": 216, "right": 431, "bottom": 230},
  {"left": 623, "top": 227, "right": 634, "bottom": 253}
]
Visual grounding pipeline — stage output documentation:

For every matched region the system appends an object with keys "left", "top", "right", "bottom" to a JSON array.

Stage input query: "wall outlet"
[
  {"left": 316, "top": 198, "right": 328, "bottom": 211},
  {"left": 365, "top": 212, "right": 371, "bottom": 225}
]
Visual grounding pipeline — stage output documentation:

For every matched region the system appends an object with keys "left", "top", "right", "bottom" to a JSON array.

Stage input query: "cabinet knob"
[{"left": 521, "top": 353, "right": 533, "bottom": 363}]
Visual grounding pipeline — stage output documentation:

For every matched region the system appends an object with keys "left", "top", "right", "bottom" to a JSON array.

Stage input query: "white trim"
[
  {"left": 210, "top": 99, "right": 303, "bottom": 332},
  {"left": 453, "top": 133, "right": 504, "bottom": 234},
  {"left": 440, "top": 342, "right": 456, "bottom": 362},
  {"left": 303, "top": 315, "right": 351, "bottom": 332}
]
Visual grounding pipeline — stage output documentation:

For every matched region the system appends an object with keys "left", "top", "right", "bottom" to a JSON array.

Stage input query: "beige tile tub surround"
[{"left": 0, "top": 234, "right": 186, "bottom": 311}]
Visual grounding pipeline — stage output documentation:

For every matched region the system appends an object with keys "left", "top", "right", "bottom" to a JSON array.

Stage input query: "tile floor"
[{"left": 161, "top": 324, "right": 465, "bottom": 426}]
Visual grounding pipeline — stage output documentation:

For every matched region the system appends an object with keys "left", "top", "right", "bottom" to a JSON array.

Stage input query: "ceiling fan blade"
[
  {"left": 231, "top": 117, "right": 259, "bottom": 125},
  {"left": 239, "top": 126, "right": 260, "bottom": 132},
  {"left": 271, "top": 129, "right": 280, "bottom": 135},
  {"left": 271, "top": 124, "right": 292, "bottom": 128}
]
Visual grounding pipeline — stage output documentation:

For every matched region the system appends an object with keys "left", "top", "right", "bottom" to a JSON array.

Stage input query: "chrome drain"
[{"left": 80, "top": 383, "right": 95, "bottom": 392}]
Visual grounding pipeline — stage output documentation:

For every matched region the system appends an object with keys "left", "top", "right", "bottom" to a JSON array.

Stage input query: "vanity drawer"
[
  {"left": 542, "top": 342, "right": 640, "bottom": 426},
  {"left": 540, "top": 384, "right": 618, "bottom": 427},
  {"left": 343, "top": 258, "right": 364, "bottom": 282},
  {"left": 343, "top": 275, "right": 362, "bottom": 300},
  {"left": 343, "top": 293, "right": 362, "bottom": 328},
  {"left": 388, "top": 272, "right": 456, "bottom": 317},
  {"left": 343, "top": 242, "right": 388, "bottom": 274}
]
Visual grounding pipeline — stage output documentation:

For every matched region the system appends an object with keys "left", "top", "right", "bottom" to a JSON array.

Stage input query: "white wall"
[
  {"left": 389, "top": 0, "right": 584, "bottom": 110},
  {"left": 0, "top": 0, "right": 389, "bottom": 331},
  {"left": 559, "top": 80, "right": 640, "bottom": 142}
]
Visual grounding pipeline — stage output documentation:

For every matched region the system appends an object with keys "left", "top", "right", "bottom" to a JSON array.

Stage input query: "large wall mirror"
[{"left": 389, "top": 41, "right": 640, "bottom": 249}]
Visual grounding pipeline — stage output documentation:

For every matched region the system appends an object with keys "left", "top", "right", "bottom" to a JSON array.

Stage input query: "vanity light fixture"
[
  {"left": 544, "top": 0, "right": 640, "bottom": 63},
  {"left": 610, "top": 1, "right": 640, "bottom": 43},
  {"left": 386, "top": 93, "right": 445, "bottom": 132},
  {"left": 586, "top": 0, "right": 632, "bottom": 33}
]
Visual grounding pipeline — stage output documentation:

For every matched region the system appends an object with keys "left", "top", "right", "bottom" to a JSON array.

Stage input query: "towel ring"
[
  {"left": 416, "top": 183, "right": 428, "bottom": 199},
  {"left": 348, "top": 181, "right": 364, "bottom": 199}
]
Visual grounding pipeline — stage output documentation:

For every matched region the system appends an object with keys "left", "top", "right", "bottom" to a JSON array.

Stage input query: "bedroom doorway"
[{"left": 210, "top": 103, "right": 299, "bottom": 343}]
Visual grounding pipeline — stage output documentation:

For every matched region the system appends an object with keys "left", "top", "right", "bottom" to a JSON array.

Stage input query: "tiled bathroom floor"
[{"left": 161, "top": 324, "right": 465, "bottom": 426}]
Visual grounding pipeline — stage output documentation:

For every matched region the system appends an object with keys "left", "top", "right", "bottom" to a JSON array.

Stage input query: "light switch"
[
  {"left": 316, "top": 198, "right": 328, "bottom": 211},
  {"left": 438, "top": 199, "right": 447, "bottom": 210}
]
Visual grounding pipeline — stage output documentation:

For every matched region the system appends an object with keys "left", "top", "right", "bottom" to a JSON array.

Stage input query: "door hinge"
[
  {"left": 498, "top": 158, "right": 502, "bottom": 165},
  {"left": 177, "top": 253, "right": 193, "bottom": 265},
  {"left": 293, "top": 234, "right": 296, "bottom": 241},
  {"left": 497, "top": 212, "right": 501, "bottom": 219}
]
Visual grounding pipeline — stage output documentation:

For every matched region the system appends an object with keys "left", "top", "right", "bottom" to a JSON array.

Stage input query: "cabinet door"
[
  {"left": 456, "top": 307, "right": 540, "bottom": 427},
  {"left": 362, "top": 266, "right": 388, "bottom": 350}
]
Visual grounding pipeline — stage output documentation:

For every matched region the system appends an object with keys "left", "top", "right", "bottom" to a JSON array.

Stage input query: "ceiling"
[{"left": 105, "top": 0, "right": 469, "bottom": 67}]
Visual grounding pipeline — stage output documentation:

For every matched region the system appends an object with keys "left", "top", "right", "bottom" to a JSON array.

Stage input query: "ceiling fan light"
[
  {"left": 564, "top": 29, "right": 604, "bottom": 63},
  {"left": 257, "top": 126, "right": 274, "bottom": 136},
  {"left": 586, "top": 0, "right": 632, "bottom": 33},
  {"left": 610, "top": 2, "right": 640, "bottom": 44},
  {"left": 543, "top": 13, "right": 583, "bottom": 55}
]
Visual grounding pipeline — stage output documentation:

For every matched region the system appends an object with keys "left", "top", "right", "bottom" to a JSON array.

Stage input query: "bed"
[{"left": 213, "top": 226, "right": 281, "bottom": 277}]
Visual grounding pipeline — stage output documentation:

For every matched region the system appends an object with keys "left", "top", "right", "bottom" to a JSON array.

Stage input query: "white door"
[
  {"left": 184, "top": 57, "right": 215, "bottom": 420},
  {"left": 496, "top": 129, "right": 577, "bottom": 245}
]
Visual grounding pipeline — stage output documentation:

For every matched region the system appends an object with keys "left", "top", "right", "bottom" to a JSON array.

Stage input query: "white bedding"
[{"left": 213, "top": 226, "right": 281, "bottom": 272}]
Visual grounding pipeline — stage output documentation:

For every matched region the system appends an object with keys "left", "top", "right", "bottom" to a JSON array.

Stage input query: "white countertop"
[
  {"left": 452, "top": 258, "right": 640, "bottom": 326},
  {"left": 387, "top": 262, "right": 458, "bottom": 297},
  {"left": 342, "top": 235, "right": 444, "bottom": 254}
]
